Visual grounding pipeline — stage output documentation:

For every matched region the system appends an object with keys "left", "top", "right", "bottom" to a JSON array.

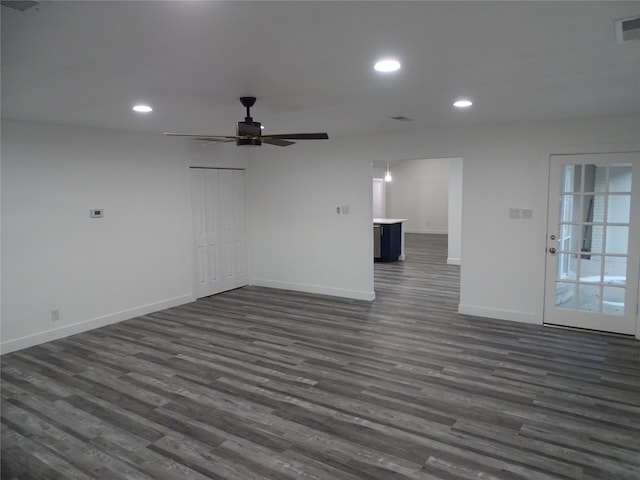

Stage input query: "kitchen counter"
[{"left": 373, "top": 218, "right": 409, "bottom": 224}]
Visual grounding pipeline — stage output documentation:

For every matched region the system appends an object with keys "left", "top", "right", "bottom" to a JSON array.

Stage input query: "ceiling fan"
[{"left": 165, "top": 97, "right": 329, "bottom": 147}]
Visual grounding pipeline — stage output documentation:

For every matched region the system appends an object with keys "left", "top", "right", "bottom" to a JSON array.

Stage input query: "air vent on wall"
[
  {"left": 1, "top": 1, "right": 39, "bottom": 11},
  {"left": 615, "top": 16, "right": 640, "bottom": 44},
  {"left": 390, "top": 116, "right": 412, "bottom": 122}
]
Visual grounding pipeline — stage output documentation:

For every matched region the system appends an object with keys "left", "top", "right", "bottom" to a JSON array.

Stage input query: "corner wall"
[
  {"left": 0, "top": 121, "right": 248, "bottom": 353},
  {"left": 247, "top": 145, "right": 375, "bottom": 301},
  {"left": 287, "top": 115, "right": 639, "bottom": 325}
]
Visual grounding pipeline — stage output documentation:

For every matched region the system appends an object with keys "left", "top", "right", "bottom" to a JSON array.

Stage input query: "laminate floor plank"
[{"left": 3, "top": 233, "right": 639, "bottom": 479}]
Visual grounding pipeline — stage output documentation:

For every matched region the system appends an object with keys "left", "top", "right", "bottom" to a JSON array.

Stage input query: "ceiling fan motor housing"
[{"left": 236, "top": 120, "right": 262, "bottom": 146}]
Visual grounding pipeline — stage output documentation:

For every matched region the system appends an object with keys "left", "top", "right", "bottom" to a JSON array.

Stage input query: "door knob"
[{"left": 548, "top": 247, "right": 556, "bottom": 254}]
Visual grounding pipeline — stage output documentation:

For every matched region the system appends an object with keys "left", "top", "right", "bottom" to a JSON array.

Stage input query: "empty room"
[{"left": 2, "top": 2, "right": 639, "bottom": 479}]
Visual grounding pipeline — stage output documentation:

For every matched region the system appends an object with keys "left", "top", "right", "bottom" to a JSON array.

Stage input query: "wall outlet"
[{"left": 51, "top": 309, "right": 60, "bottom": 322}]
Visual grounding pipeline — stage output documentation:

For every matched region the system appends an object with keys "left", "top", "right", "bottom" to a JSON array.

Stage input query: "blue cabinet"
[{"left": 374, "top": 222, "right": 402, "bottom": 261}]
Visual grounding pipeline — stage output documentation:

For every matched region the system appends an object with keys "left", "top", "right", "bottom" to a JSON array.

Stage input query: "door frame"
[{"left": 543, "top": 151, "right": 640, "bottom": 338}]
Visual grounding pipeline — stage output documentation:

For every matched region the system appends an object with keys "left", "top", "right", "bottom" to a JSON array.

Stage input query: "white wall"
[
  {"left": 372, "top": 166, "right": 387, "bottom": 179},
  {"left": 1, "top": 121, "right": 190, "bottom": 351},
  {"left": 3, "top": 114, "right": 639, "bottom": 352},
  {"left": 247, "top": 145, "right": 375, "bottom": 301},
  {"left": 386, "top": 158, "right": 450, "bottom": 234},
  {"left": 0, "top": 120, "right": 248, "bottom": 353},
  {"left": 448, "top": 158, "right": 463, "bottom": 265},
  {"left": 283, "top": 114, "right": 637, "bottom": 325},
  {"left": 335, "top": 115, "right": 638, "bottom": 325}
]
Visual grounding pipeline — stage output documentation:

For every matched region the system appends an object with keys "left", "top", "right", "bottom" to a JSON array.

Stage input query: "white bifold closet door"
[{"left": 191, "top": 168, "right": 248, "bottom": 298}]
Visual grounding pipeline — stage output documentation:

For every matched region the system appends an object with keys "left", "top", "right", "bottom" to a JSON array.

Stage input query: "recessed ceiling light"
[
  {"left": 374, "top": 59, "right": 401, "bottom": 73},
  {"left": 133, "top": 104, "right": 153, "bottom": 113},
  {"left": 453, "top": 99, "right": 473, "bottom": 108}
]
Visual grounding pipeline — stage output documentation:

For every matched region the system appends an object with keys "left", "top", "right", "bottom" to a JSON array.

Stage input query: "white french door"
[
  {"left": 544, "top": 152, "right": 640, "bottom": 335},
  {"left": 191, "top": 168, "right": 248, "bottom": 298}
]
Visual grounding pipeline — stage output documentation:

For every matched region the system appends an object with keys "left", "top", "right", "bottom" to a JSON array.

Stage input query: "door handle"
[{"left": 548, "top": 247, "right": 556, "bottom": 254}]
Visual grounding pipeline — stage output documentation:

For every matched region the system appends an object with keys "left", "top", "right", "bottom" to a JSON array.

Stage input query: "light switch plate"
[
  {"left": 90, "top": 209, "right": 103, "bottom": 218},
  {"left": 508, "top": 208, "right": 521, "bottom": 219}
]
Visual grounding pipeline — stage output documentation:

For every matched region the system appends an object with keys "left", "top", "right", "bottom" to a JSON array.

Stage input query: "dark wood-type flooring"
[{"left": 2, "top": 234, "right": 640, "bottom": 479}]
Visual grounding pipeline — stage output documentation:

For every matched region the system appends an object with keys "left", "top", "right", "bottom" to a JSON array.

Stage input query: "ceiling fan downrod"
[{"left": 240, "top": 96, "right": 256, "bottom": 122}]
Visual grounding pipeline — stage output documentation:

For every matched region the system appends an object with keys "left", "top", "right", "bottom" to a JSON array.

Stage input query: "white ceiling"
[{"left": 2, "top": 1, "right": 639, "bottom": 141}]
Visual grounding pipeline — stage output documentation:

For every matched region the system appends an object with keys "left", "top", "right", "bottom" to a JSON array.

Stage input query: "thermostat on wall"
[{"left": 90, "top": 209, "right": 104, "bottom": 218}]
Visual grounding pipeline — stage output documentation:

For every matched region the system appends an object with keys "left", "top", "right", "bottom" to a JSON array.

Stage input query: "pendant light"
[{"left": 384, "top": 162, "right": 392, "bottom": 182}]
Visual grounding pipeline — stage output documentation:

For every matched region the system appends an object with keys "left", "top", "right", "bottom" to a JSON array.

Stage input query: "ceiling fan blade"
[
  {"left": 262, "top": 138, "right": 295, "bottom": 147},
  {"left": 195, "top": 138, "right": 236, "bottom": 145},
  {"left": 266, "top": 133, "right": 329, "bottom": 140},
  {"left": 164, "top": 132, "right": 236, "bottom": 140}
]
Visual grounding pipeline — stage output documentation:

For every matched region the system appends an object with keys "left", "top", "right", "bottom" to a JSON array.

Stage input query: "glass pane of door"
[{"left": 553, "top": 163, "right": 631, "bottom": 316}]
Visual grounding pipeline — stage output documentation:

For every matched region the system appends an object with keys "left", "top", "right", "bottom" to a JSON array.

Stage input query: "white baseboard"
[
  {"left": 447, "top": 257, "right": 461, "bottom": 265},
  {"left": 404, "top": 229, "right": 448, "bottom": 235},
  {"left": 458, "top": 304, "right": 540, "bottom": 325},
  {"left": 1, "top": 294, "right": 195, "bottom": 354},
  {"left": 252, "top": 279, "right": 376, "bottom": 302}
]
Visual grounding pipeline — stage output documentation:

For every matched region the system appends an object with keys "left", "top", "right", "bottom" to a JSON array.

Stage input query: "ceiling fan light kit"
[{"left": 165, "top": 97, "right": 329, "bottom": 147}]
